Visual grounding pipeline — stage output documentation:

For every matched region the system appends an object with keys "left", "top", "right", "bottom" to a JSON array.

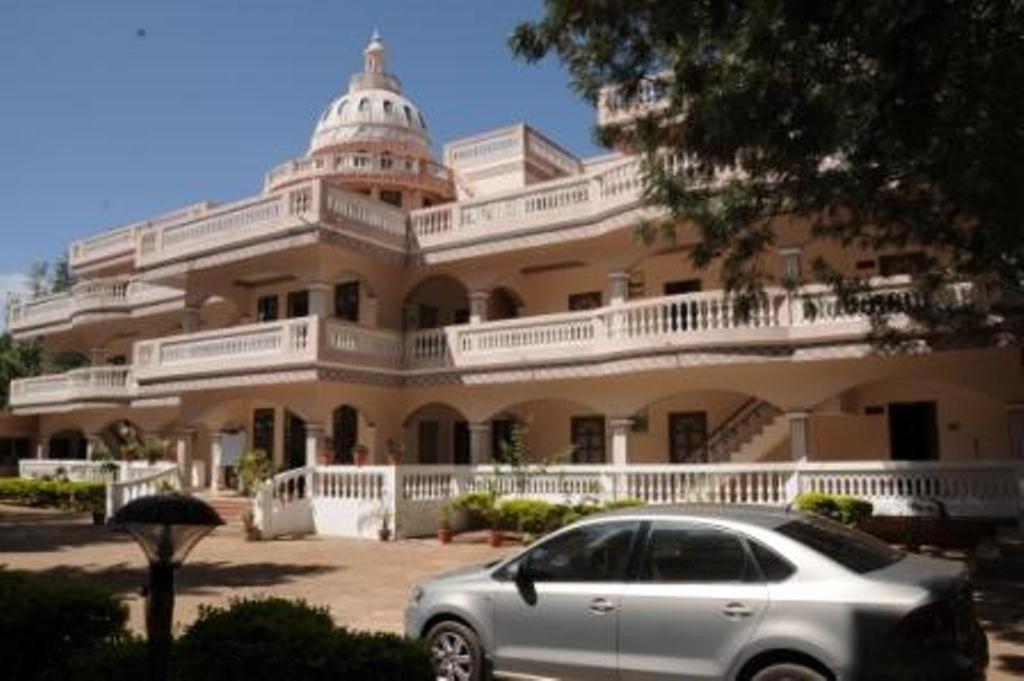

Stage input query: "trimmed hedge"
[
  {"left": 795, "top": 492, "right": 873, "bottom": 526},
  {"left": 0, "top": 569, "right": 129, "bottom": 680},
  {"left": 448, "top": 493, "right": 647, "bottom": 537},
  {"left": 0, "top": 477, "right": 105, "bottom": 512},
  {"left": 175, "top": 597, "right": 433, "bottom": 681}
]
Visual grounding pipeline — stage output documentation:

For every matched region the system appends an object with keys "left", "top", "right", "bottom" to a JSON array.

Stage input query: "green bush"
[
  {"left": 236, "top": 449, "right": 273, "bottom": 496},
  {"left": 47, "top": 635, "right": 148, "bottom": 681},
  {"left": 796, "top": 492, "right": 873, "bottom": 526},
  {"left": 0, "top": 569, "right": 129, "bottom": 680},
  {"left": 449, "top": 490, "right": 498, "bottom": 528},
  {"left": 174, "top": 597, "right": 432, "bottom": 681},
  {"left": 0, "top": 478, "right": 105, "bottom": 512},
  {"left": 498, "top": 498, "right": 559, "bottom": 534}
]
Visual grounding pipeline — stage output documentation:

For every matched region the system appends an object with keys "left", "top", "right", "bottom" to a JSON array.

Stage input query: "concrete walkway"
[{"left": 1, "top": 505, "right": 1021, "bottom": 679}]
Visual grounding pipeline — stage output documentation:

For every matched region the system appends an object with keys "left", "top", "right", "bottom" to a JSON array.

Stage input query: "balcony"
[
  {"left": 8, "top": 279, "right": 183, "bottom": 337},
  {"left": 409, "top": 155, "right": 652, "bottom": 257},
  {"left": 9, "top": 366, "right": 134, "bottom": 411},
  {"left": 264, "top": 150, "right": 453, "bottom": 195},
  {"left": 135, "top": 180, "right": 408, "bottom": 274},
  {"left": 119, "top": 278, "right": 968, "bottom": 392},
  {"left": 69, "top": 202, "right": 212, "bottom": 274}
]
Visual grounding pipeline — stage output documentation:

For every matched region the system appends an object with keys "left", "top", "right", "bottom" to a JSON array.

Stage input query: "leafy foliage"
[
  {"left": 0, "top": 569, "right": 128, "bottom": 680},
  {"left": 796, "top": 492, "right": 874, "bottom": 526},
  {"left": 0, "top": 478, "right": 105, "bottom": 512},
  {"left": 236, "top": 449, "right": 273, "bottom": 496},
  {"left": 511, "top": 1, "right": 1024, "bottom": 345}
]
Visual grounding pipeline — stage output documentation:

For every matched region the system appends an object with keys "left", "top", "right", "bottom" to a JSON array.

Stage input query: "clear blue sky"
[{"left": 0, "top": 0, "right": 599, "bottom": 281}]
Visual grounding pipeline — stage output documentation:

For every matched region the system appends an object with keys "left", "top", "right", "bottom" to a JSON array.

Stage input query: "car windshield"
[{"left": 775, "top": 515, "right": 904, "bottom": 573}]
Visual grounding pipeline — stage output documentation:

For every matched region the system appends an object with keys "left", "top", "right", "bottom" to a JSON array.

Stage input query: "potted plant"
[
  {"left": 437, "top": 503, "right": 454, "bottom": 544},
  {"left": 484, "top": 499, "right": 503, "bottom": 548},
  {"left": 378, "top": 507, "right": 392, "bottom": 542},
  {"left": 352, "top": 443, "right": 370, "bottom": 467},
  {"left": 241, "top": 509, "right": 262, "bottom": 541},
  {"left": 237, "top": 449, "right": 273, "bottom": 497}
]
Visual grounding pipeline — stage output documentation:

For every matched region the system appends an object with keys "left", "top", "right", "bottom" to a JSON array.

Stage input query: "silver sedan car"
[{"left": 405, "top": 505, "right": 987, "bottom": 681}]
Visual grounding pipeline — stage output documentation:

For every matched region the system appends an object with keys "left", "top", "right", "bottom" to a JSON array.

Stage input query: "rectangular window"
[
  {"left": 663, "top": 279, "right": 702, "bottom": 296},
  {"left": 888, "top": 401, "right": 939, "bottom": 461},
  {"left": 252, "top": 409, "right": 275, "bottom": 460},
  {"left": 571, "top": 416, "right": 606, "bottom": 464},
  {"left": 668, "top": 412, "right": 708, "bottom": 463},
  {"left": 453, "top": 421, "right": 470, "bottom": 465},
  {"left": 286, "top": 290, "right": 309, "bottom": 318},
  {"left": 334, "top": 281, "right": 360, "bottom": 322},
  {"left": 568, "top": 291, "right": 602, "bottom": 311},
  {"left": 418, "top": 421, "right": 440, "bottom": 463},
  {"left": 379, "top": 190, "right": 402, "bottom": 208},
  {"left": 257, "top": 295, "right": 279, "bottom": 322}
]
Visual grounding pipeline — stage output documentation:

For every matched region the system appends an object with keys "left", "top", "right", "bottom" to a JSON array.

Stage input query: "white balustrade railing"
[
  {"left": 410, "top": 155, "right": 648, "bottom": 246},
  {"left": 252, "top": 460, "right": 1022, "bottom": 540},
  {"left": 134, "top": 317, "right": 319, "bottom": 379},
  {"left": 265, "top": 151, "right": 451, "bottom": 191},
  {"left": 405, "top": 328, "right": 452, "bottom": 368},
  {"left": 9, "top": 366, "right": 134, "bottom": 408},
  {"left": 105, "top": 462, "right": 180, "bottom": 518},
  {"left": 325, "top": 321, "right": 404, "bottom": 368},
  {"left": 19, "top": 459, "right": 175, "bottom": 483},
  {"left": 9, "top": 279, "right": 182, "bottom": 331},
  {"left": 70, "top": 202, "right": 212, "bottom": 269},
  {"left": 322, "top": 186, "right": 408, "bottom": 239}
]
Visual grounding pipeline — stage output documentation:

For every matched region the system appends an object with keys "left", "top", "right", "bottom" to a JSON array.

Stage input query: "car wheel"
[
  {"left": 749, "top": 662, "right": 828, "bottom": 681},
  {"left": 426, "top": 620, "right": 483, "bottom": 681}
]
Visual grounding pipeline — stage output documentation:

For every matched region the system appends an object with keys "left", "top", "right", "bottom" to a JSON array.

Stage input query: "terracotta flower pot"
[
  {"left": 488, "top": 529, "right": 503, "bottom": 548},
  {"left": 353, "top": 448, "right": 369, "bottom": 467},
  {"left": 438, "top": 527, "right": 454, "bottom": 544}
]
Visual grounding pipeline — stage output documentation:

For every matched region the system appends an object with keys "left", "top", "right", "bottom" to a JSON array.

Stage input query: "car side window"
[
  {"left": 638, "top": 521, "right": 752, "bottom": 583},
  {"left": 525, "top": 521, "right": 639, "bottom": 583}
]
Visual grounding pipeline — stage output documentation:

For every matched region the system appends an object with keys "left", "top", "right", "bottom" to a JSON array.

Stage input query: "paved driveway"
[{"left": 1, "top": 505, "right": 1021, "bottom": 679}]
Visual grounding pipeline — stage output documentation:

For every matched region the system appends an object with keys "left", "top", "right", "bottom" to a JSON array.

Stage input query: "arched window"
[
  {"left": 403, "top": 106, "right": 413, "bottom": 124},
  {"left": 358, "top": 98, "right": 370, "bottom": 114},
  {"left": 417, "top": 111, "right": 427, "bottom": 129},
  {"left": 383, "top": 99, "right": 394, "bottom": 116},
  {"left": 336, "top": 100, "right": 348, "bottom": 118}
]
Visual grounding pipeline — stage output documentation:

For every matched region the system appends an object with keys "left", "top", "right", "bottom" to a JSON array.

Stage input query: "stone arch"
[
  {"left": 402, "top": 274, "right": 469, "bottom": 330},
  {"left": 402, "top": 401, "right": 470, "bottom": 464},
  {"left": 47, "top": 428, "right": 87, "bottom": 460}
]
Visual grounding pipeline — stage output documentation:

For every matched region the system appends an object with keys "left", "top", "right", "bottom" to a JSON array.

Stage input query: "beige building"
[{"left": 8, "top": 35, "right": 1023, "bottom": 533}]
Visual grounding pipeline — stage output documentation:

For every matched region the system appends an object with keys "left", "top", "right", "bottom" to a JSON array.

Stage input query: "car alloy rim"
[{"left": 432, "top": 630, "right": 473, "bottom": 681}]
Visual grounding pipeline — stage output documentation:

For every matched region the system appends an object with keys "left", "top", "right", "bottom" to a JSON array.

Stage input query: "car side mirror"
[{"left": 511, "top": 557, "right": 538, "bottom": 605}]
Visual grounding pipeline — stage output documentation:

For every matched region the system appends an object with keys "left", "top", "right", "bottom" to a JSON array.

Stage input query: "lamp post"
[{"left": 111, "top": 493, "right": 223, "bottom": 681}]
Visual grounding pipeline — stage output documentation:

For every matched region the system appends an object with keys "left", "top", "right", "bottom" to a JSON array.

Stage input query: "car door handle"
[
  {"left": 722, "top": 602, "right": 754, "bottom": 618},
  {"left": 589, "top": 598, "right": 618, "bottom": 614}
]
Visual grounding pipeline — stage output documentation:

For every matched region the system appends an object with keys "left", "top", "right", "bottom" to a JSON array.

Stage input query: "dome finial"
[{"left": 364, "top": 30, "right": 386, "bottom": 74}]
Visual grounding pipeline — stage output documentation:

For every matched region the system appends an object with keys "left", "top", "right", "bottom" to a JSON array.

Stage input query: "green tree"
[
  {"left": 0, "top": 333, "right": 43, "bottom": 408},
  {"left": 49, "top": 254, "right": 75, "bottom": 294},
  {"left": 511, "top": 1, "right": 1024, "bottom": 345},
  {"left": 26, "top": 261, "right": 48, "bottom": 299}
]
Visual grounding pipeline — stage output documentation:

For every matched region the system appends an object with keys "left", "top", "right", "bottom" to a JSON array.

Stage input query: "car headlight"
[{"left": 409, "top": 585, "right": 425, "bottom": 605}]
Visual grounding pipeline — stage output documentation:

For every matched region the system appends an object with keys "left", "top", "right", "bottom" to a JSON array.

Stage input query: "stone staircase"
[
  {"left": 708, "top": 399, "right": 785, "bottom": 463},
  {"left": 194, "top": 493, "right": 251, "bottom": 526}
]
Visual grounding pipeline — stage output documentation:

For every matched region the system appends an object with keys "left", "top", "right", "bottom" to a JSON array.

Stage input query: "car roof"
[{"left": 592, "top": 503, "right": 800, "bottom": 529}]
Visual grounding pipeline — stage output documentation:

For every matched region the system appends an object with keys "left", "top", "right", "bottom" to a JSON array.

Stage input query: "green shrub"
[
  {"left": 602, "top": 497, "right": 646, "bottom": 511},
  {"left": 449, "top": 490, "right": 498, "bottom": 528},
  {"left": 498, "top": 498, "right": 559, "bottom": 534},
  {"left": 0, "top": 478, "right": 105, "bottom": 512},
  {"left": 0, "top": 569, "right": 129, "bottom": 680},
  {"left": 46, "top": 635, "right": 148, "bottom": 681},
  {"left": 175, "top": 597, "right": 432, "bottom": 681},
  {"left": 236, "top": 449, "right": 273, "bottom": 496},
  {"left": 796, "top": 492, "right": 873, "bottom": 525}
]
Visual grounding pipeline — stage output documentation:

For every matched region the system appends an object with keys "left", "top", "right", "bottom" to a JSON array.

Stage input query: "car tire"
[
  {"left": 749, "top": 662, "right": 829, "bottom": 681},
  {"left": 426, "top": 620, "right": 484, "bottom": 681}
]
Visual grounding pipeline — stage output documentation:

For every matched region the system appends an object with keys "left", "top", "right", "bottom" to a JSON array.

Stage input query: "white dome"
[{"left": 308, "top": 33, "right": 432, "bottom": 155}]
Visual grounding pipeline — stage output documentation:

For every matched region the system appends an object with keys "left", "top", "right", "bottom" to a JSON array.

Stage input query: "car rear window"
[{"left": 775, "top": 516, "right": 903, "bottom": 573}]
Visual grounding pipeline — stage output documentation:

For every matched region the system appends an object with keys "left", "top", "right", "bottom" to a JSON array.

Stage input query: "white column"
[
  {"left": 210, "top": 432, "right": 224, "bottom": 493},
  {"left": 308, "top": 283, "right": 331, "bottom": 318},
  {"left": 788, "top": 411, "right": 811, "bottom": 461},
  {"left": 182, "top": 305, "right": 201, "bottom": 333},
  {"left": 468, "top": 291, "right": 489, "bottom": 325},
  {"left": 606, "top": 270, "right": 630, "bottom": 306},
  {"left": 35, "top": 439, "right": 45, "bottom": 460},
  {"left": 85, "top": 433, "right": 103, "bottom": 461},
  {"left": 609, "top": 417, "right": 633, "bottom": 466},
  {"left": 1007, "top": 403, "right": 1024, "bottom": 460},
  {"left": 468, "top": 422, "right": 492, "bottom": 464},
  {"left": 174, "top": 429, "right": 195, "bottom": 488},
  {"left": 306, "top": 423, "right": 325, "bottom": 468}
]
